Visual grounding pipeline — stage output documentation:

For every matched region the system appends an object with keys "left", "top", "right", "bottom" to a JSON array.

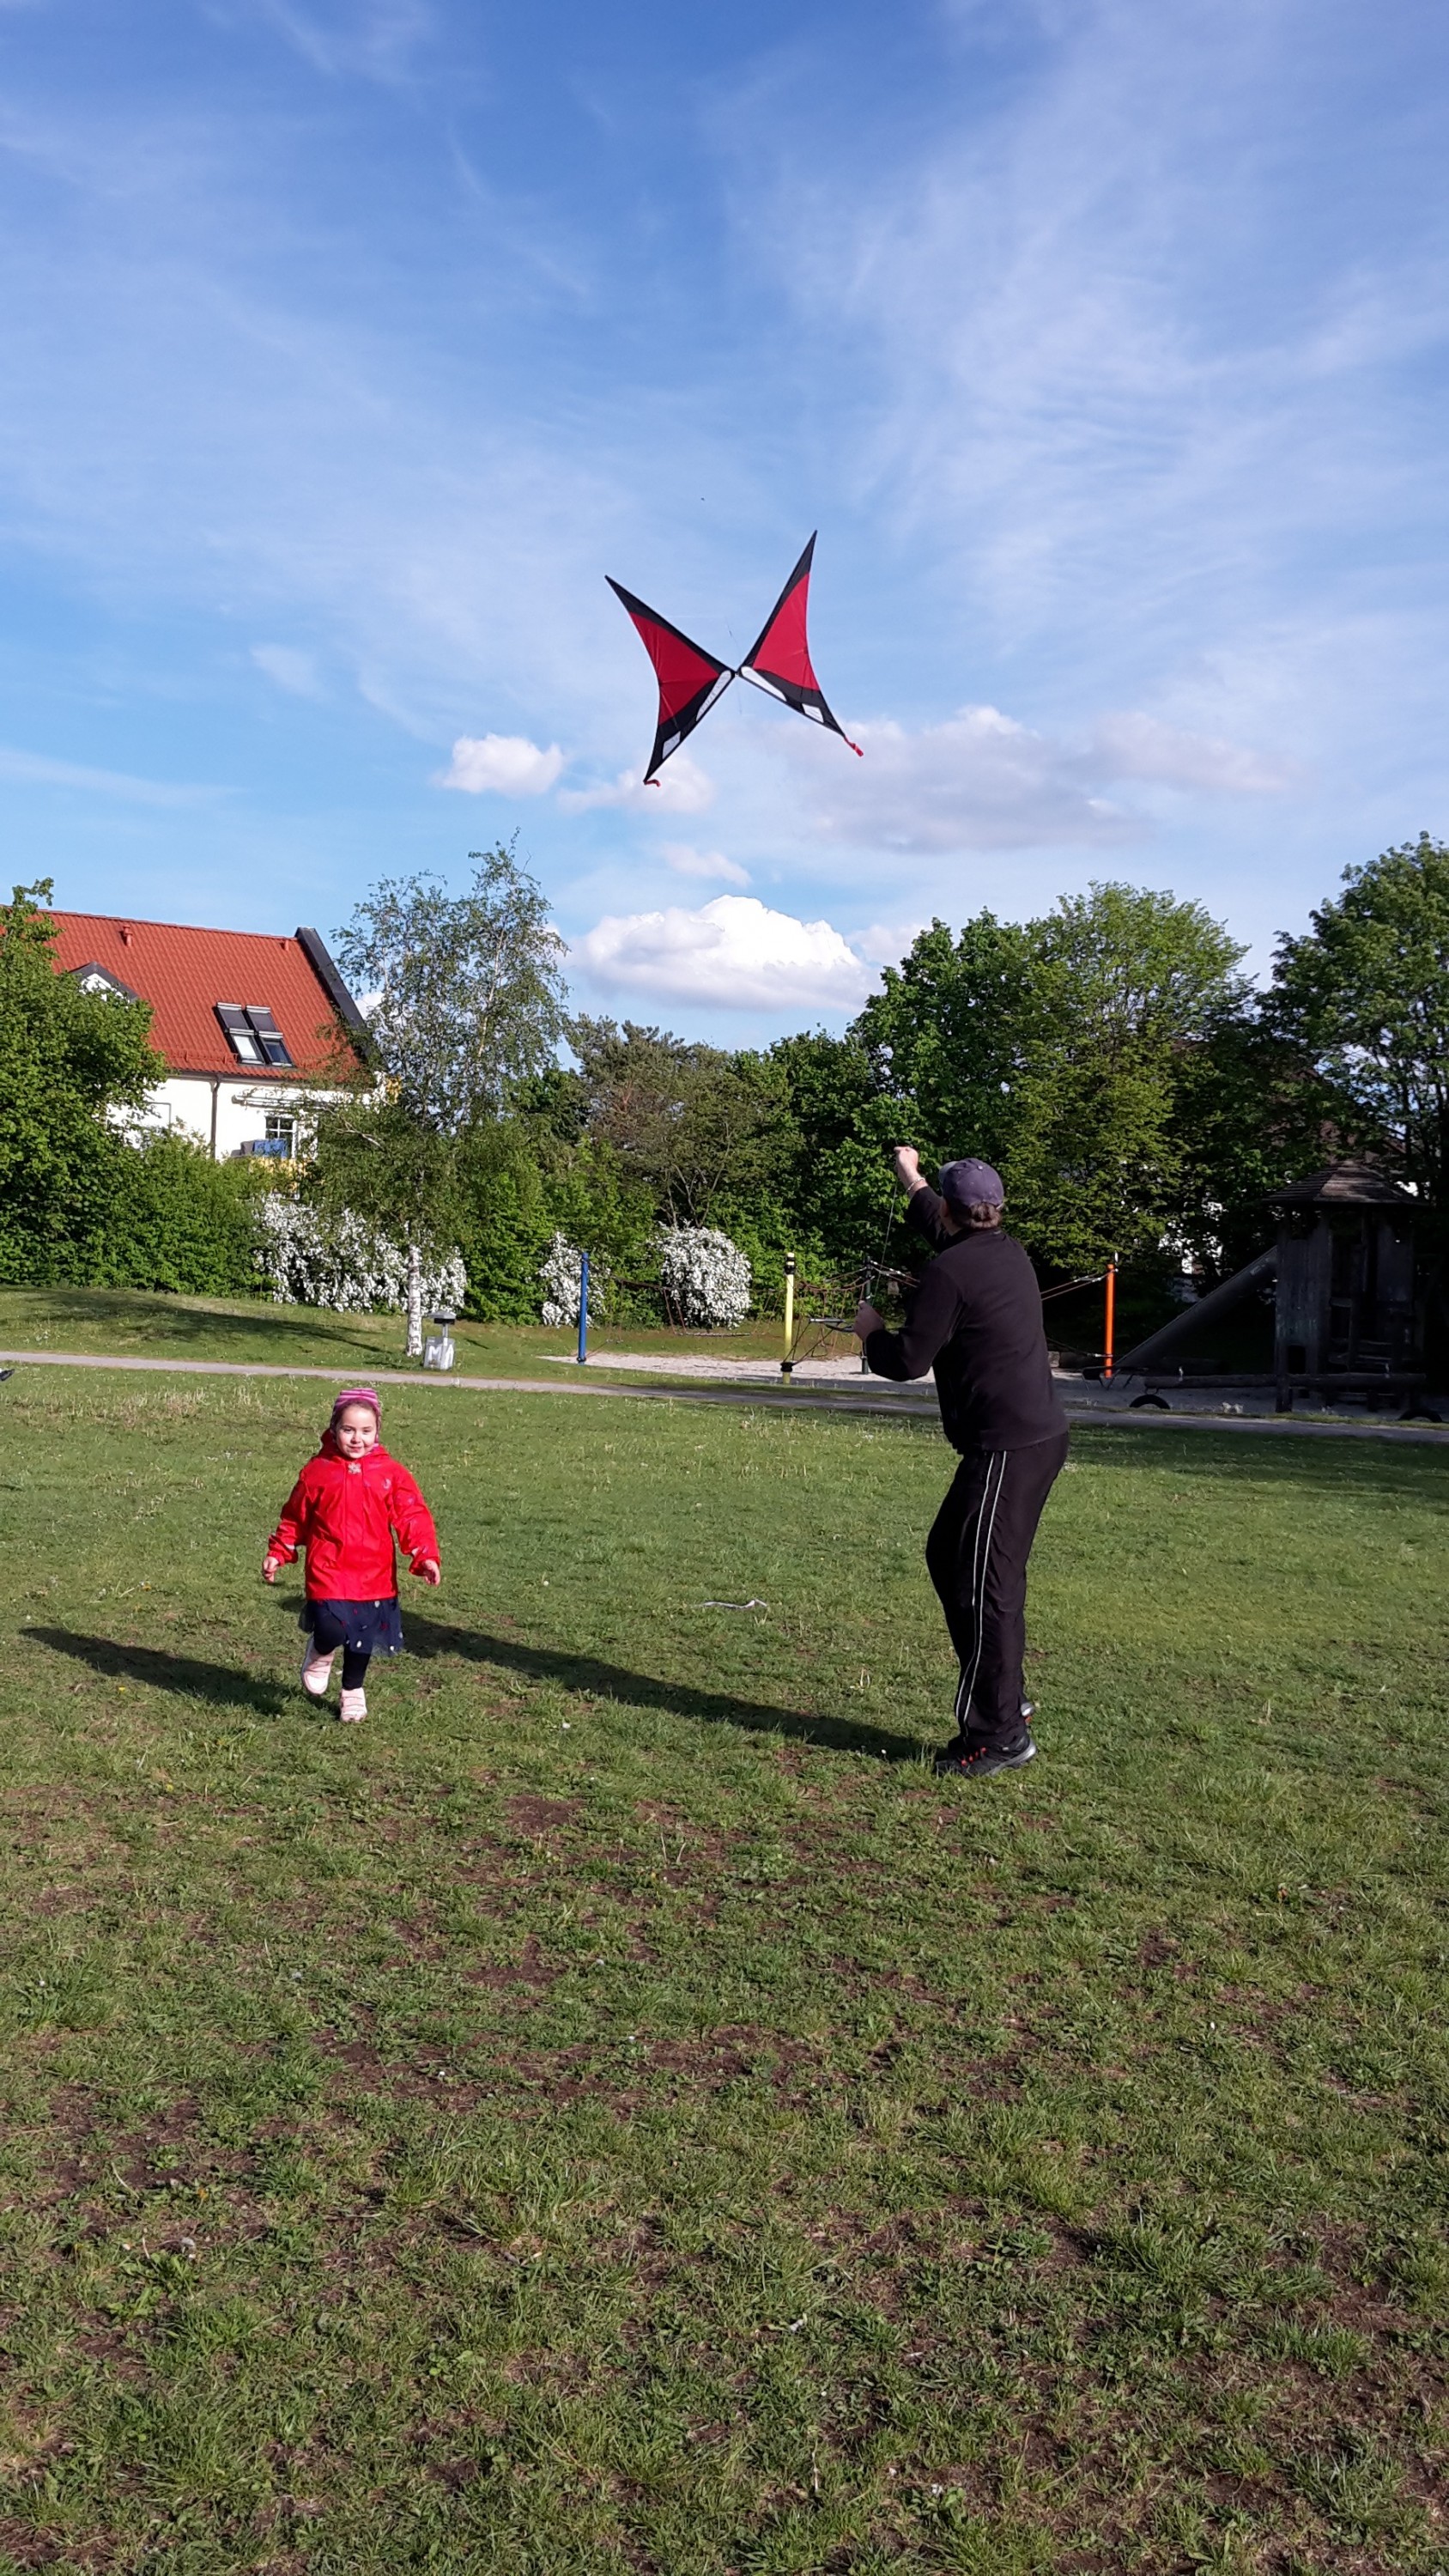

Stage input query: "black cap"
[{"left": 938, "top": 1157, "right": 1004, "bottom": 1207}]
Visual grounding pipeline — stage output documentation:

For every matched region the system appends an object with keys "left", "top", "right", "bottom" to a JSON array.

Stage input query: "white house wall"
[{"left": 135, "top": 1073, "right": 330, "bottom": 1160}]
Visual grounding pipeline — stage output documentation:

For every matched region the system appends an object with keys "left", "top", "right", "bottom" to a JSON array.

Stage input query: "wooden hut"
[{"left": 1264, "top": 1161, "right": 1421, "bottom": 1411}]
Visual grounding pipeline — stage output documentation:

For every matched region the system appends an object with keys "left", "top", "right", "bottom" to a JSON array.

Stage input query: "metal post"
[
  {"left": 1103, "top": 1256, "right": 1117, "bottom": 1384},
  {"left": 577, "top": 1250, "right": 589, "bottom": 1365},
  {"left": 781, "top": 1254, "right": 795, "bottom": 1380}
]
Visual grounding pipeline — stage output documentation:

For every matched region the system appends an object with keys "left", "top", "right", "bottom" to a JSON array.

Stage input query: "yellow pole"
[{"left": 781, "top": 1253, "right": 796, "bottom": 1380}]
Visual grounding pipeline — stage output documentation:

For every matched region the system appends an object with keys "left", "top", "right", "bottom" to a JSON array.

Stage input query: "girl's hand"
[
  {"left": 416, "top": 1558, "right": 442, "bottom": 1586},
  {"left": 262, "top": 1555, "right": 281, "bottom": 1584}
]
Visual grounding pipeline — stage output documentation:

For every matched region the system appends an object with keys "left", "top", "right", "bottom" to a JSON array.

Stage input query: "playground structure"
[
  {"left": 1111, "top": 1162, "right": 1436, "bottom": 1418},
  {"left": 568, "top": 1164, "right": 1437, "bottom": 1418}
]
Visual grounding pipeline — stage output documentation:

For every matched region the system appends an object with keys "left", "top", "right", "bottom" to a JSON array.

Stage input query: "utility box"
[{"left": 1264, "top": 1161, "right": 1421, "bottom": 1410}]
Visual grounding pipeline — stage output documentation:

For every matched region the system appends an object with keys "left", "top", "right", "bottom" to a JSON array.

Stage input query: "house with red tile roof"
[{"left": 47, "top": 909, "right": 365, "bottom": 1160}]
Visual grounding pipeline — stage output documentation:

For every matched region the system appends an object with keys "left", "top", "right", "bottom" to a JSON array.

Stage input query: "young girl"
[{"left": 263, "top": 1387, "right": 441, "bottom": 1721}]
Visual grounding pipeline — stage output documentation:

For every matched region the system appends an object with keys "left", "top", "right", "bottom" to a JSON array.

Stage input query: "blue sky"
[{"left": 3, "top": 0, "right": 1449, "bottom": 1038}]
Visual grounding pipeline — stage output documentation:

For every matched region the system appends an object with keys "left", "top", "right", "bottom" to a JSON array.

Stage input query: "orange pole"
[{"left": 1103, "top": 1257, "right": 1117, "bottom": 1382}]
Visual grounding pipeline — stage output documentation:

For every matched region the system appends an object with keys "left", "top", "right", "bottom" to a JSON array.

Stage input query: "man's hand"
[
  {"left": 891, "top": 1144, "right": 925, "bottom": 1194},
  {"left": 853, "top": 1299, "right": 884, "bottom": 1342},
  {"left": 261, "top": 1555, "right": 281, "bottom": 1585},
  {"left": 415, "top": 1558, "right": 442, "bottom": 1587}
]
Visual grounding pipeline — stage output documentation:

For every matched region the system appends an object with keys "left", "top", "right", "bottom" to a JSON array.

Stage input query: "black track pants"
[{"left": 924, "top": 1431, "right": 1069, "bottom": 1748}]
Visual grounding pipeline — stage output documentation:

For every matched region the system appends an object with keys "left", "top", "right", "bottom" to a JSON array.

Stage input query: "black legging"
[{"left": 310, "top": 1605, "right": 371, "bottom": 1692}]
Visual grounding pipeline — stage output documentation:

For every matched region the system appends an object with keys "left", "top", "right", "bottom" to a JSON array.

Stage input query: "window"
[
  {"left": 215, "top": 1003, "right": 294, "bottom": 1067},
  {"left": 264, "top": 1114, "right": 296, "bottom": 1154}
]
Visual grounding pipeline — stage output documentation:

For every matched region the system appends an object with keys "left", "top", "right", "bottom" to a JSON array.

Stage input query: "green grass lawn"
[
  {"left": 0, "top": 1285, "right": 812, "bottom": 1382},
  {"left": 0, "top": 1372, "right": 1445, "bottom": 2573}
]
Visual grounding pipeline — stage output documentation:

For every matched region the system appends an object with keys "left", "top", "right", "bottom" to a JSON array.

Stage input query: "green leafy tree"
[
  {"left": 788, "top": 891, "right": 1253, "bottom": 1279},
  {"left": 0, "top": 880, "right": 157, "bottom": 1283},
  {"left": 1006, "top": 883, "right": 1252, "bottom": 1272},
  {"left": 1168, "top": 1018, "right": 1335, "bottom": 1278},
  {"left": 1269, "top": 834, "right": 1449, "bottom": 1203},
  {"left": 319, "top": 846, "right": 567, "bottom": 1352},
  {"left": 567, "top": 1018, "right": 786, "bottom": 1229}
]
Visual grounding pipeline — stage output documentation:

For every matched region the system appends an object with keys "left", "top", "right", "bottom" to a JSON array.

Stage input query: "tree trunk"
[{"left": 405, "top": 1239, "right": 425, "bottom": 1358}]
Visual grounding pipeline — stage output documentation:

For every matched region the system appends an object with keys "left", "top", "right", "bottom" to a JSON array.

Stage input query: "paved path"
[{"left": 3, "top": 1347, "right": 1448, "bottom": 1445}]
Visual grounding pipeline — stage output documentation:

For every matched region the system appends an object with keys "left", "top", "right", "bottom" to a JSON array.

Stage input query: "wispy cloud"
[
  {"left": 243, "top": 0, "right": 435, "bottom": 82},
  {"left": 559, "top": 752, "right": 717, "bottom": 816},
  {"left": 0, "top": 745, "right": 217, "bottom": 806},
  {"left": 663, "top": 841, "right": 750, "bottom": 886},
  {"left": 252, "top": 642, "right": 325, "bottom": 698},
  {"left": 792, "top": 703, "right": 1291, "bottom": 854}
]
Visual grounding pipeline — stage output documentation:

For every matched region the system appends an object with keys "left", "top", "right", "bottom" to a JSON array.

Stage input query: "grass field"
[
  {"left": 0, "top": 1366, "right": 1446, "bottom": 2574},
  {"left": 0, "top": 1285, "right": 808, "bottom": 1382}
]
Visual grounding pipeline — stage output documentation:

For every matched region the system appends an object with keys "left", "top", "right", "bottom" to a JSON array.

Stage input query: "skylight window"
[{"left": 215, "top": 1004, "right": 294, "bottom": 1068}]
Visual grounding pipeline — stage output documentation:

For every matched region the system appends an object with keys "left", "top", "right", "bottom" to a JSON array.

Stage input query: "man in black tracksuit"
[{"left": 854, "top": 1148, "right": 1069, "bottom": 1780}]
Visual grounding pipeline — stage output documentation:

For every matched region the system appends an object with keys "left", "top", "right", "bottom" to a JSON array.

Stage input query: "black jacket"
[{"left": 864, "top": 1187, "right": 1068, "bottom": 1454}]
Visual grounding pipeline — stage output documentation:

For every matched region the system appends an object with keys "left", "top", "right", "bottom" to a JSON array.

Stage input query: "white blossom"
[
  {"left": 655, "top": 1224, "right": 752, "bottom": 1328},
  {"left": 539, "top": 1230, "right": 608, "bottom": 1327},
  {"left": 255, "top": 1197, "right": 465, "bottom": 1316}
]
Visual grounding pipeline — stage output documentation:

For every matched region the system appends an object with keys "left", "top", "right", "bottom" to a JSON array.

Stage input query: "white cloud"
[
  {"left": 437, "top": 732, "right": 565, "bottom": 796},
  {"left": 1086, "top": 712, "right": 1294, "bottom": 796},
  {"left": 852, "top": 917, "right": 930, "bottom": 966},
  {"left": 797, "top": 703, "right": 1292, "bottom": 853},
  {"left": 571, "top": 894, "right": 872, "bottom": 1012},
  {"left": 663, "top": 841, "right": 750, "bottom": 887},
  {"left": 559, "top": 750, "right": 715, "bottom": 816},
  {"left": 252, "top": 641, "right": 324, "bottom": 698}
]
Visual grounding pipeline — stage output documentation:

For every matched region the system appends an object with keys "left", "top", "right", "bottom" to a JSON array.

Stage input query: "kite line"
[{"left": 606, "top": 533, "right": 863, "bottom": 784}]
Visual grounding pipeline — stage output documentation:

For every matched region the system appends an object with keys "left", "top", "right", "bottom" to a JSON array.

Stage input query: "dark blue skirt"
[{"left": 300, "top": 1596, "right": 404, "bottom": 1657}]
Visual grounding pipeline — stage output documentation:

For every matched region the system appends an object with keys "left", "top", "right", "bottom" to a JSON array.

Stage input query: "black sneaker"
[{"left": 934, "top": 1734, "right": 1038, "bottom": 1780}]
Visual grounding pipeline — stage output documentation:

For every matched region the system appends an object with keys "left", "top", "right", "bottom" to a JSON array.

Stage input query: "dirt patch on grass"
[
  {"left": 506, "top": 1795, "right": 583, "bottom": 1837},
  {"left": 467, "top": 1935, "right": 560, "bottom": 1992},
  {"left": 0, "top": 2521, "right": 63, "bottom": 2569}
]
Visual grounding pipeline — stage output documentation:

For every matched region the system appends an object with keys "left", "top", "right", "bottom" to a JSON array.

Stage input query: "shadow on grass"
[
  {"left": 403, "top": 1611, "right": 926, "bottom": 1764},
  {"left": 1069, "top": 1421, "right": 1449, "bottom": 1503},
  {"left": 4, "top": 1285, "right": 397, "bottom": 1365},
  {"left": 27, "top": 1628, "right": 290, "bottom": 1719},
  {"left": 23, "top": 1619, "right": 925, "bottom": 1763}
]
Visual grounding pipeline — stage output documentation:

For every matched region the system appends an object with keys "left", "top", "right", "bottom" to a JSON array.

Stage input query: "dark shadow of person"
[
  {"left": 27, "top": 1629, "right": 291, "bottom": 1720},
  {"left": 402, "top": 1611, "right": 925, "bottom": 1764}
]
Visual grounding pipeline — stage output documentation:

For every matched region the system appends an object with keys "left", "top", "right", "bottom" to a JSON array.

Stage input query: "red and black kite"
[
  {"left": 604, "top": 578, "right": 734, "bottom": 784},
  {"left": 737, "top": 534, "right": 860, "bottom": 754},
  {"left": 608, "top": 534, "right": 861, "bottom": 783}
]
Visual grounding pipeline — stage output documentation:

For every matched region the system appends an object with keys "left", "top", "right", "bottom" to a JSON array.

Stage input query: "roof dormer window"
[
  {"left": 70, "top": 962, "right": 140, "bottom": 1001},
  {"left": 215, "top": 1003, "right": 294, "bottom": 1068}
]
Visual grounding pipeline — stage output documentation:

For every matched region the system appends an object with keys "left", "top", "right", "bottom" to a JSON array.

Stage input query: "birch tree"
[{"left": 318, "top": 847, "right": 567, "bottom": 1355}]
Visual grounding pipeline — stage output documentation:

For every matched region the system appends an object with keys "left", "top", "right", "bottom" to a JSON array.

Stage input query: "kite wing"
[
  {"left": 737, "top": 533, "right": 862, "bottom": 754},
  {"left": 606, "top": 577, "right": 733, "bottom": 781}
]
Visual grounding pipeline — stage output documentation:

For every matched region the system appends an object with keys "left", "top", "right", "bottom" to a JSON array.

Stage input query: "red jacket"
[{"left": 267, "top": 1435, "right": 440, "bottom": 1601}]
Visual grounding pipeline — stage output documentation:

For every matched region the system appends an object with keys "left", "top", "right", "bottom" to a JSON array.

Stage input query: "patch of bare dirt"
[
  {"left": 467, "top": 1935, "right": 560, "bottom": 1992},
  {"left": 506, "top": 1795, "right": 583, "bottom": 1837}
]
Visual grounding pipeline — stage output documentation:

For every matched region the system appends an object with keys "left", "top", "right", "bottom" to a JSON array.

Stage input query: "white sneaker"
[
  {"left": 339, "top": 1686, "right": 367, "bottom": 1723},
  {"left": 300, "top": 1647, "right": 336, "bottom": 1698}
]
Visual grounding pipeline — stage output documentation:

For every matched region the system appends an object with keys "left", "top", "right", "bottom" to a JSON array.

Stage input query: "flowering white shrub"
[
  {"left": 255, "top": 1196, "right": 465, "bottom": 1315},
  {"left": 656, "top": 1224, "right": 752, "bottom": 1328},
  {"left": 539, "top": 1230, "right": 607, "bottom": 1327}
]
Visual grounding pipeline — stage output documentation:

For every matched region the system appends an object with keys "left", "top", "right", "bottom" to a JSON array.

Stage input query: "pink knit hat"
[{"left": 331, "top": 1385, "right": 381, "bottom": 1420}]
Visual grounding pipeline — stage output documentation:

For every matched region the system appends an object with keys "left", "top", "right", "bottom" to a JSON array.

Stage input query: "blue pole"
[{"left": 577, "top": 1249, "right": 589, "bottom": 1364}]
